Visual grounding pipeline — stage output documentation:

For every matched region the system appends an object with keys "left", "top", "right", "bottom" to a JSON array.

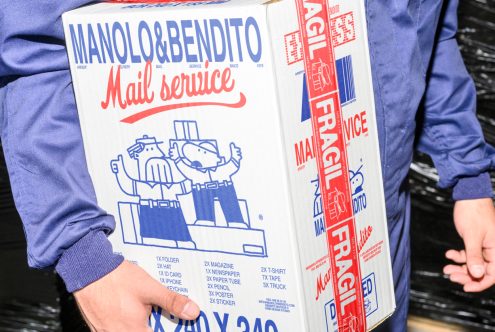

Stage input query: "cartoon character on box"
[
  {"left": 169, "top": 138, "right": 247, "bottom": 229},
  {"left": 350, "top": 165, "right": 364, "bottom": 195},
  {"left": 110, "top": 121, "right": 267, "bottom": 256},
  {"left": 110, "top": 135, "right": 195, "bottom": 249}
]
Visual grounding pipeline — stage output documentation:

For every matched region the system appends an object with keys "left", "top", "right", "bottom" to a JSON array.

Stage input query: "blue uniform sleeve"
[
  {"left": 416, "top": 0, "right": 495, "bottom": 200},
  {"left": 0, "top": 1, "right": 123, "bottom": 292}
]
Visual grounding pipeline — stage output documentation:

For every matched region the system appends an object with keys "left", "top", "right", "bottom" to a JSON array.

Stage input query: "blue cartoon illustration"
[
  {"left": 111, "top": 135, "right": 195, "bottom": 249},
  {"left": 349, "top": 165, "right": 364, "bottom": 195},
  {"left": 111, "top": 120, "right": 267, "bottom": 257},
  {"left": 350, "top": 163, "right": 367, "bottom": 215},
  {"left": 169, "top": 129, "right": 246, "bottom": 229}
]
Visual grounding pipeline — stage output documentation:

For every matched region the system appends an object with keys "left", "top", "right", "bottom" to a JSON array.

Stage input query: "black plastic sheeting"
[
  {"left": 409, "top": 155, "right": 495, "bottom": 330},
  {"left": 0, "top": 142, "right": 62, "bottom": 332},
  {"left": 0, "top": 1, "right": 494, "bottom": 331},
  {"left": 408, "top": 0, "right": 495, "bottom": 330},
  {"left": 0, "top": 301, "right": 60, "bottom": 332}
]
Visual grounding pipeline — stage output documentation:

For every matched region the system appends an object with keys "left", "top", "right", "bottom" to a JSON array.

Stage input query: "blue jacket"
[
  {"left": 0, "top": 0, "right": 124, "bottom": 292},
  {"left": 368, "top": 0, "right": 494, "bottom": 329},
  {"left": 0, "top": 0, "right": 493, "bottom": 328}
]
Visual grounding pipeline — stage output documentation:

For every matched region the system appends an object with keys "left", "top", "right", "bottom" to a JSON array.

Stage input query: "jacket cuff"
[
  {"left": 452, "top": 172, "right": 493, "bottom": 201},
  {"left": 55, "top": 230, "right": 124, "bottom": 293}
]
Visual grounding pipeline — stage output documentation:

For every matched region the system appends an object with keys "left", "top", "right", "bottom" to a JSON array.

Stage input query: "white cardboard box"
[{"left": 63, "top": 0, "right": 395, "bottom": 330}]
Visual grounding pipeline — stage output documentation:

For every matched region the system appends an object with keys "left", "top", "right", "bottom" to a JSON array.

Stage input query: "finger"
[
  {"left": 144, "top": 281, "right": 200, "bottom": 320},
  {"left": 464, "top": 276, "right": 495, "bottom": 292},
  {"left": 132, "top": 325, "right": 153, "bottom": 332},
  {"left": 445, "top": 249, "right": 466, "bottom": 264},
  {"left": 443, "top": 264, "right": 468, "bottom": 275},
  {"left": 127, "top": 325, "right": 153, "bottom": 332},
  {"left": 463, "top": 232, "right": 486, "bottom": 278},
  {"left": 487, "top": 261, "right": 495, "bottom": 276},
  {"left": 448, "top": 273, "right": 473, "bottom": 285}
]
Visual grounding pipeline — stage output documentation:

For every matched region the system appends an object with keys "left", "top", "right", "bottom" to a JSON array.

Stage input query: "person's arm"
[
  {"left": 0, "top": 1, "right": 199, "bottom": 328},
  {"left": 416, "top": 0, "right": 495, "bottom": 291}
]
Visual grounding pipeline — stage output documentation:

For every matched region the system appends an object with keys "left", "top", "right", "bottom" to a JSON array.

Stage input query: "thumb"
[
  {"left": 230, "top": 142, "right": 235, "bottom": 151},
  {"left": 144, "top": 281, "right": 200, "bottom": 320},
  {"left": 463, "top": 232, "right": 486, "bottom": 278}
]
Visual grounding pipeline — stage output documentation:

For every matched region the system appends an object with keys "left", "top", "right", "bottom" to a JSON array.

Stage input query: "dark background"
[
  {"left": 1, "top": 0, "right": 494, "bottom": 330},
  {"left": 408, "top": 0, "right": 495, "bottom": 330}
]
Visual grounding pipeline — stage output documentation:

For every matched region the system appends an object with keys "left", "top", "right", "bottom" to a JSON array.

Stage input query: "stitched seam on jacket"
[
  {"left": 3, "top": 80, "right": 40, "bottom": 266},
  {"left": 423, "top": 125, "right": 455, "bottom": 183}
]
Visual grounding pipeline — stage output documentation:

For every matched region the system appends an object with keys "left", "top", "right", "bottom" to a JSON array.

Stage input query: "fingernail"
[
  {"left": 181, "top": 301, "right": 200, "bottom": 320},
  {"left": 471, "top": 265, "right": 484, "bottom": 277}
]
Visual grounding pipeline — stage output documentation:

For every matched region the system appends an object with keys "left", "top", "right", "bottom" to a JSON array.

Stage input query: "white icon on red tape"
[{"left": 311, "top": 58, "right": 333, "bottom": 91}]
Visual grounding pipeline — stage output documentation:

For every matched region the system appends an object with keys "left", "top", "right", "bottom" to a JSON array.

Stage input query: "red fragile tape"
[{"left": 295, "top": 0, "right": 366, "bottom": 331}]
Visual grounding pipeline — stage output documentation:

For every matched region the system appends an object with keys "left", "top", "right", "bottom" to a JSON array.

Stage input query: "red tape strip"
[{"left": 294, "top": 0, "right": 366, "bottom": 330}]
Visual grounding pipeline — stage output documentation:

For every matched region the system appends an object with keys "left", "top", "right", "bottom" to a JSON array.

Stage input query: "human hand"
[
  {"left": 444, "top": 198, "right": 495, "bottom": 292},
  {"left": 74, "top": 260, "right": 200, "bottom": 331}
]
